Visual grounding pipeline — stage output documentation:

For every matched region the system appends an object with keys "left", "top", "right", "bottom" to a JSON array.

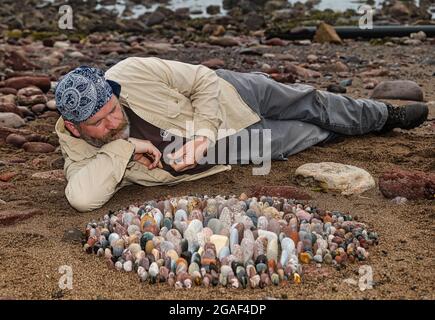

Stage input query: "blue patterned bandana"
[{"left": 55, "top": 66, "right": 115, "bottom": 124}]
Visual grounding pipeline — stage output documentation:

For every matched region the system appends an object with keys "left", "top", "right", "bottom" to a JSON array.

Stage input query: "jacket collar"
[{"left": 55, "top": 117, "right": 99, "bottom": 161}]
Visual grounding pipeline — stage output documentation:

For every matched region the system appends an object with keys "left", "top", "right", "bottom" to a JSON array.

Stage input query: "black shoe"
[{"left": 381, "top": 103, "right": 428, "bottom": 132}]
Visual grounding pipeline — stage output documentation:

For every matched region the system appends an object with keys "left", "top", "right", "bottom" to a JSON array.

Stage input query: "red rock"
[
  {"left": 201, "top": 58, "right": 225, "bottom": 69},
  {"left": 379, "top": 168, "right": 434, "bottom": 200},
  {"left": 0, "top": 103, "right": 22, "bottom": 117},
  {"left": 22, "top": 142, "right": 55, "bottom": 153},
  {"left": 249, "top": 185, "right": 311, "bottom": 200},
  {"left": 264, "top": 38, "right": 287, "bottom": 46},
  {"left": 0, "top": 171, "right": 17, "bottom": 182},
  {"left": 286, "top": 63, "right": 321, "bottom": 79},
  {"left": 5, "top": 133, "right": 27, "bottom": 147},
  {"left": 0, "top": 208, "right": 42, "bottom": 226},
  {"left": 208, "top": 36, "right": 240, "bottom": 47},
  {"left": 0, "top": 88, "right": 18, "bottom": 95},
  {"left": 3, "top": 76, "right": 51, "bottom": 93},
  {"left": 269, "top": 73, "right": 296, "bottom": 83}
]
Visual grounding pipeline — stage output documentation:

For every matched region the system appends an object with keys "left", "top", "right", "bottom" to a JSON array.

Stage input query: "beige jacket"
[{"left": 56, "top": 57, "right": 260, "bottom": 212}]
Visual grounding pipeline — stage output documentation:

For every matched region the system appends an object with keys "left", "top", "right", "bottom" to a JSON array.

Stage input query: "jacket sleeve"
[
  {"left": 135, "top": 57, "right": 222, "bottom": 145},
  {"left": 160, "top": 59, "right": 221, "bottom": 144},
  {"left": 63, "top": 139, "right": 135, "bottom": 212}
]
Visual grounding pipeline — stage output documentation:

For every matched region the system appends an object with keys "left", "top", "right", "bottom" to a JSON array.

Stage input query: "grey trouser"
[{"left": 215, "top": 69, "right": 388, "bottom": 160}]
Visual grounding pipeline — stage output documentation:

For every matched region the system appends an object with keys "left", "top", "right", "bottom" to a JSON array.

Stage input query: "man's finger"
[
  {"left": 170, "top": 160, "right": 197, "bottom": 172},
  {"left": 167, "top": 145, "right": 187, "bottom": 160},
  {"left": 179, "top": 164, "right": 197, "bottom": 172},
  {"left": 137, "top": 155, "right": 152, "bottom": 167}
]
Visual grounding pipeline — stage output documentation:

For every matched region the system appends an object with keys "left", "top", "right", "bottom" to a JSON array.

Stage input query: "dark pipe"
[{"left": 265, "top": 25, "right": 435, "bottom": 40}]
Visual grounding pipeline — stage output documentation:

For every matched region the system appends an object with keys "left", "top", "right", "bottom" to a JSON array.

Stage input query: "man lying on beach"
[{"left": 54, "top": 57, "right": 428, "bottom": 212}]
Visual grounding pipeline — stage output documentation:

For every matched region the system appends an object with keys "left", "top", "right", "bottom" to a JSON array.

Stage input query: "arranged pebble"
[{"left": 83, "top": 194, "right": 378, "bottom": 289}]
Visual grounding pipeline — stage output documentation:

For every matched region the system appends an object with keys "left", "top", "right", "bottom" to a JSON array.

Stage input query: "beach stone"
[
  {"left": 5, "top": 133, "right": 27, "bottom": 147},
  {"left": 266, "top": 238, "right": 278, "bottom": 261},
  {"left": 46, "top": 100, "right": 57, "bottom": 111},
  {"left": 0, "top": 113, "right": 25, "bottom": 128},
  {"left": 296, "top": 209, "right": 312, "bottom": 222},
  {"left": 0, "top": 208, "right": 42, "bottom": 226},
  {"left": 232, "top": 244, "right": 243, "bottom": 263},
  {"left": 184, "top": 219, "right": 203, "bottom": 252},
  {"left": 243, "top": 229, "right": 255, "bottom": 242},
  {"left": 327, "top": 84, "right": 346, "bottom": 94},
  {"left": 324, "top": 253, "right": 333, "bottom": 264},
  {"left": 286, "top": 63, "right": 321, "bottom": 79},
  {"left": 165, "top": 229, "right": 182, "bottom": 251},
  {"left": 258, "top": 230, "right": 278, "bottom": 243},
  {"left": 31, "top": 104, "right": 46, "bottom": 114},
  {"left": 174, "top": 209, "right": 187, "bottom": 222},
  {"left": 240, "top": 238, "right": 254, "bottom": 264},
  {"left": 0, "top": 103, "right": 22, "bottom": 116},
  {"left": 295, "top": 162, "right": 375, "bottom": 195},
  {"left": 370, "top": 80, "right": 424, "bottom": 101},
  {"left": 198, "top": 228, "right": 213, "bottom": 247},
  {"left": 4, "top": 76, "right": 51, "bottom": 93},
  {"left": 201, "top": 58, "right": 225, "bottom": 69},
  {"left": 146, "top": 11, "right": 165, "bottom": 27},
  {"left": 0, "top": 88, "right": 17, "bottom": 95},
  {"left": 207, "top": 218, "right": 223, "bottom": 234},
  {"left": 208, "top": 36, "right": 240, "bottom": 47},
  {"left": 22, "top": 142, "right": 55, "bottom": 153},
  {"left": 230, "top": 227, "right": 239, "bottom": 251},
  {"left": 258, "top": 216, "right": 268, "bottom": 230},
  {"left": 314, "top": 22, "right": 343, "bottom": 44},
  {"left": 17, "top": 85, "right": 43, "bottom": 96},
  {"left": 300, "top": 252, "right": 312, "bottom": 264},
  {"left": 379, "top": 168, "right": 434, "bottom": 200},
  {"left": 210, "top": 235, "right": 229, "bottom": 256},
  {"left": 219, "top": 207, "right": 232, "bottom": 228}
]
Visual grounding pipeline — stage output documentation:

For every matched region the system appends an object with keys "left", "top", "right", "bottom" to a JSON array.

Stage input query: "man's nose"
[{"left": 107, "top": 116, "right": 120, "bottom": 129}]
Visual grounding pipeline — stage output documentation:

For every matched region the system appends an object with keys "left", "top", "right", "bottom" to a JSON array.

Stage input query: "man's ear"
[{"left": 64, "top": 120, "right": 81, "bottom": 138}]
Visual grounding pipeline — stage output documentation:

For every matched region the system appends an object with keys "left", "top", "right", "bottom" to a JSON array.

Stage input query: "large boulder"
[{"left": 295, "top": 162, "right": 375, "bottom": 195}]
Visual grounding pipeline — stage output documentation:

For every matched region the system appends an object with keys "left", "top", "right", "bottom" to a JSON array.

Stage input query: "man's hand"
[
  {"left": 128, "top": 137, "right": 163, "bottom": 170},
  {"left": 167, "top": 136, "right": 210, "bottom": 172}
]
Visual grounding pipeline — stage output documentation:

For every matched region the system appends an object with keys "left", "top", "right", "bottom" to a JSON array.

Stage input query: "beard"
[{"left": 78, "top": 107, "right": 130, "bottom": 148}]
